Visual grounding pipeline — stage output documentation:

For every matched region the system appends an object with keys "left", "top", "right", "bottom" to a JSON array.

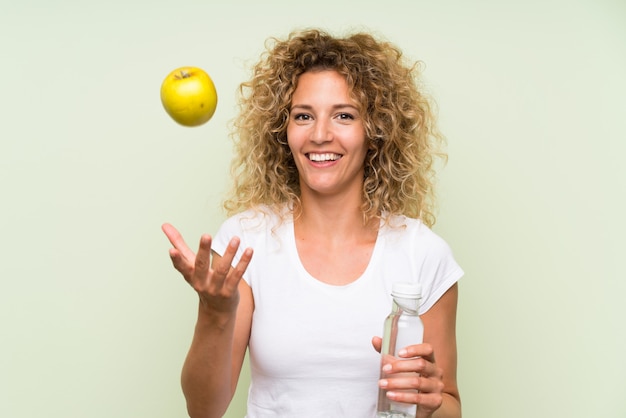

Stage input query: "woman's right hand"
[{"left": 161, "top": 223, "right": 254, "bottom": 315}]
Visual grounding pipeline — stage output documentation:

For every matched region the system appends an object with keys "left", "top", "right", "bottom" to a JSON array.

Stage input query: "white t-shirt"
[{"left": 213, "top": 208, "right": 463, "bottom": 418}]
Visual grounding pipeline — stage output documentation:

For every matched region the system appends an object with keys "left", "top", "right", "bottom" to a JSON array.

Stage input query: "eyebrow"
[{"left": 290, "top": 103, "right": 360, "bottom": 111}]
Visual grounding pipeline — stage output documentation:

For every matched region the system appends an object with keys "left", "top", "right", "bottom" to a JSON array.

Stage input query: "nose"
[{"left": 311, "top": 118, "right": 333, "bottom": 144}]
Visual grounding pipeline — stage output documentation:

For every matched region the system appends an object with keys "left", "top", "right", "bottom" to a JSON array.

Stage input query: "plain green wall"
[{"left": 1, "top": 1, "right": 624, "bottom": 417}]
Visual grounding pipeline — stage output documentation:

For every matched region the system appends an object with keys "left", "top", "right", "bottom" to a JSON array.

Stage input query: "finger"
[
  {"left": 206, "top": 237, "right": 239, "bottom": 293},
  {"left": 380, "top": 373, "right": 444, "bottom": 393},
  {"left": 371, "top": 336, "right": 382, "bottom": 353},
  {"left": 386, "top": 356, "right": 443, "bottom": 379},
  {"left": 168, "top": 247, "right": 193, "bottom": 278},
  {"left": 192, "top": 234, "right": 213, "bottom": 287},
  {"left": 219, "top": 236, "right": 242, "bottom": 271},
  {"left": 385, "top": 389, "right": 444, "bottom": 413},
  {"left": 398, "top": 342, "right": 435, "bottom": 361},
  {"left": 162, "top": 223, "right": 196, "bottom": 261},
  {"left": 224, "top": 246, "right": 253, "bottom": 292}
]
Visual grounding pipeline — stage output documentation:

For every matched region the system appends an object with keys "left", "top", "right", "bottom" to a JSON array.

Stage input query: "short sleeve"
[
  {"left": 381, "top": 217, "right": 464, "bottom": 315},
  {"left": 417, "top": 237, "right": 464, "bottom": 314}
]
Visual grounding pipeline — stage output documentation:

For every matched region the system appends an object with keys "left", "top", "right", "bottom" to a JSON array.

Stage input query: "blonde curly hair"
[{"left": 224, "top": 29, "right": 446, "bottom": 227}]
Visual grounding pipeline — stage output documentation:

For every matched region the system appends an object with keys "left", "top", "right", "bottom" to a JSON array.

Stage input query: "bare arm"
[
  {"left": 181, "top": 275, "right": 253, "bottom": 417},
  {"left": 421, "top": 283, "right": 461, "bottom": 418},
  {"left": 162, "top": 224, "right": 254, "bottom": 418}
]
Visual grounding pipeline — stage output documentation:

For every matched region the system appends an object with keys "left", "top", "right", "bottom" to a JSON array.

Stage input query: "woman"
[{"left": 163, "top": 29, "right": 463, "bottom": 418}]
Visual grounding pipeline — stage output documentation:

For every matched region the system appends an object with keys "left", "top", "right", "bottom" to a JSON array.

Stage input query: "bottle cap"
[{"left": 391, "top": 282, "right": 422, "bottom": 299}]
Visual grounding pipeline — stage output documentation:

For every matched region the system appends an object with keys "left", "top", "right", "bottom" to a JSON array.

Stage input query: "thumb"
[{"left": 371, "top": 336, "right": 383, "bottom": 353}]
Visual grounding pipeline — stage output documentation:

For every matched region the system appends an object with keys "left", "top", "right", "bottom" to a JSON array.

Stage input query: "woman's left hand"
[{"left": 373, "top": 338, "right": 445, "bottom": 418}]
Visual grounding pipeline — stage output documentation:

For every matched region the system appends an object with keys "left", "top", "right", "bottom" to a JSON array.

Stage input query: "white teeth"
[{"left": 308, "top": 153, "right": 341, "bottom": 162}]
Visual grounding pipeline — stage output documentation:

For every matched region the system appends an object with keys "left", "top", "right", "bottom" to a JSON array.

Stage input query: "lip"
[{"left": 305, "top": 152, "right": 343, "bottom": 163}]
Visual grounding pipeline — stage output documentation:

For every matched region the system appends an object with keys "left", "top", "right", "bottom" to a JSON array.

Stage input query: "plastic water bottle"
[{"left": 376, "top": 282, "right": 423, "bottom": 418}]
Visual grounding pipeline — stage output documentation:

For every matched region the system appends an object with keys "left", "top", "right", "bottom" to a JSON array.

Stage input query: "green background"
[{"left": 1, "top": 1, "right": 624, "bottom": 417}]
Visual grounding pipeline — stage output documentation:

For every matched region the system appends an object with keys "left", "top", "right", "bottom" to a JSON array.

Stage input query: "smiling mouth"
[{"left": 307, "top": 153, "right": 342, "bottom": 162}]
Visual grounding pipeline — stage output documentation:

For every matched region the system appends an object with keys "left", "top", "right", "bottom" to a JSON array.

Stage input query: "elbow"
[{"left": 186, "top": 404, "right": 226, "bottom": 418}]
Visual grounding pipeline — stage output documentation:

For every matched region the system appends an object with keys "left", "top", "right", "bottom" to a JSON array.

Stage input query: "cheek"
[
  {"left": 286, "top": 125, "right": 304, "bottom": 152},
  {"left": 285, "top": 123, "right": 295, "bottom": 146},
  {"left": 353, "top": 130, "right": 369, "bottom": 157},
  {"left": 284, "top": 133, "right": 301, "bottom": 167},
  {"left": 285, "top": 133, "right": 296, "bottom": 155}
]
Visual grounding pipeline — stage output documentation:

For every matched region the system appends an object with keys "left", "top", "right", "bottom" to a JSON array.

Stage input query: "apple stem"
[{"left": 175, "top": 70, "right": 191, "bottom": 80}]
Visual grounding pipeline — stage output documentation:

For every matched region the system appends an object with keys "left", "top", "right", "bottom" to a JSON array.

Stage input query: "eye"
[
  {"left": 336, "top": 112, "right": 355, "bottom": 121},
  {"left": 293, "top": 113, "right": 311, "bottom": 121}
]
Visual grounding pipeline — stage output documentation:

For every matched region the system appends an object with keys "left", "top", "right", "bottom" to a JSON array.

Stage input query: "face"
[{"left": 287, "top": 70, "right": 368, "bottom": 200}]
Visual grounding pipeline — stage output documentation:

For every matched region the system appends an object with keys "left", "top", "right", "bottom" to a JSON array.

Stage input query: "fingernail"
[
  {"left": 398, "top": 349, "right": 408, "bottom": 357},
  {"left": 379, "top": 379, "right": 388, "bottom": 388},
  {"left": 382, "top": 364, "right": 392, "bottom": 372}
]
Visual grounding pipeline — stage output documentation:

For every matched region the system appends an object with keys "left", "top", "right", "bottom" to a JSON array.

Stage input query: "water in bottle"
[{"left": 376, "top": 282, "right": 423, "bottom": 418}]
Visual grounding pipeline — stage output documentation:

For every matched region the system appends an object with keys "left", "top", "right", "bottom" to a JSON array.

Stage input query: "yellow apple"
[{"left": 160, "top": 66, "right": 218, "bottom": 127}]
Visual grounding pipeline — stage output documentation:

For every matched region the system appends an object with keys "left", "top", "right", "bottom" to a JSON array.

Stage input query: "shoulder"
[
  {"left": 382, "top": 214, "right": 451, "bottom": 253},
  {"left": 381, "top": 215, "right": 464, "bottom": 314},
  {"left": 212, "top": 205, "right": 286, "bottom": 260},
  {"left": 220, "top": 205, "right": 283, "bottom": 232},
  {"left": 215, "top": 205, "right": 291, "bottom": 248}
]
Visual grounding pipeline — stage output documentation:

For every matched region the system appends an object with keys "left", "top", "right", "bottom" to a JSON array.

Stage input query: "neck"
[{"left": 294, "top": 192, "right": 378, "bottom": 243}]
